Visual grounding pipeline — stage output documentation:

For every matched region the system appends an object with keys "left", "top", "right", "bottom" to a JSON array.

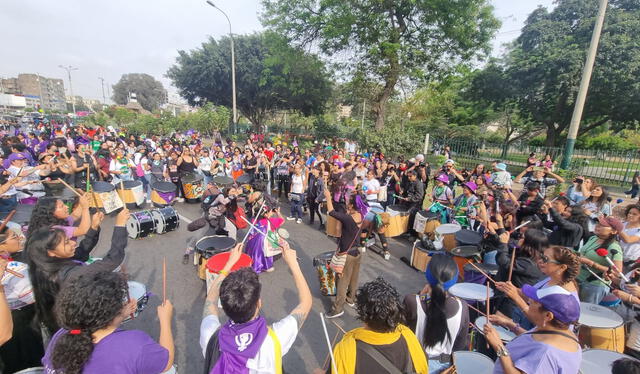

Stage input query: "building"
[
  {"left": 0, "top": 94, "right": 26, "bottom": 110},
  {"left": 0, "top": 74, "right": 66, "bottom": 112},
  {"left": 0, "top": 78, "right": 19, "bottom": 95}
]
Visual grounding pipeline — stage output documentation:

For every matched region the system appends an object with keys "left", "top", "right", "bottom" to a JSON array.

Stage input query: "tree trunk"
[
  {"left": 544, "top": 125, "right": 559, "bottom": 147},
  {"left": 372, "top": 66, "right": 400, "bottom": 130}
]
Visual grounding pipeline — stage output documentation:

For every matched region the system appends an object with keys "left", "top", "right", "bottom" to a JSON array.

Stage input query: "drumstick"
[
  {"left": 320, "top": 313, "right": 339, "bottom": 374},
  {"left": 508, "top": 247, "right": 517, "bottom": 282},
  {"left": 241, "top": 216, "right": 267, "bottom": 236},
  {"left": 321, "top": 330, "right": 341, "bottom": 371},
  {"left": 511, "top": 220, "right": 531, "bottom": 233},
  {"left": 86, "top": 168, "right": 90, "bottom": 193},
  {"left": 0, "top": 210, "right": 16, "bottom": 233},
  {"left": 57, "top": 178, "right": 82, "bottom": 197},
  {"left": 330, "top": 319, "right": 348, "bottom": 334},
  {"left": 120, "top": 179, "right": 125, "bottom": 192},
  {"left": 466, "top": 260, "right": 497, "bottom": 285},
  {"left": 162, "top": 257, "right": 167, "bottom": 306},
  {"left": 582, "top": 265, "right": 610, "bottom": 285},
  {"left": 467, "top": 303, "right": 487, "bottom": 318},
  {"left": 486, "top": 282, "right": 491, "bottom": 349},
  {"left": 241, "top": 202, "right": 266, "bottom": 244}
]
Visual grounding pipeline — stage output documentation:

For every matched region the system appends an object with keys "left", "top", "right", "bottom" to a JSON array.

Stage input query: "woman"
[
  {"left": 198, "top": 148, "right": 213, "bottom": 185},
  {"left": 485, "top": 285, "right": 582, "bottom": 374},
  {"left": 452, "top": 181, "right": 478, "bottom": 228},
  {"left": 42, "top": 271, "right": 174, "bottom": 374},
  {"left": 542, "top": 197, "right": 589, "bottom": 249},
  {"left": 581, "top": 184, "right": 611, "bottom": 224},
  {"left": 177, "top": 147, "right": 198, "bottom": 182},
  {"left": 626, "top": 171, "right": 640, "bottom": 199},
  {"left": 619, "top": 204, "right": 640, "bottom": 264},
  {"left": 0, "top": 226, "right": 44, "bottom": 372},
  {"left": 27, "top": 195, "right": 91, "bottom": 239},
  {"left": 166, "top": 151, "right": 181, "bottom": 199},
  {"left": 242, "top": 148, "right": 258, "bottom": 181},
  {"left": 404, "top": 255, "right": 469, "bottom": 373},
  {"left": 245, "top": 205, "right": 284, "bottom": 273},
  {"left": 109, "top": 148, "right": 134, "bottom": 182},
  {"left": 287, "top": 164, "right": 306, "bottom": 223},
  {"left": 27, "top": 208, "right": 128, "bottom": 335},
  {"left": 542, "top": 154, "right": 554, "bottom": 170},
  {"left": 526, "top": 152, "right": 538, "bottom": 168},
  {"left": 577, "top": 216, "right": 624, "bottom": 304},
  {"left": 71, "top": 143, "right": 99, "bottom": 189},
  {"left": 231, "top": 147, "right": 244, "bottom": 181},
  {"left": 496, "top": 245, "right": 580, "bottom": 330},
  {"left": 470, "top": 164, "right": 486, "bottom": 180}
]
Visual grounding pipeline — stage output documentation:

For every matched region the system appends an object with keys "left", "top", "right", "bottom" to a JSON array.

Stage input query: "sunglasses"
[{"left": 539, "top": 254, "right": 561, "bottom": 265}]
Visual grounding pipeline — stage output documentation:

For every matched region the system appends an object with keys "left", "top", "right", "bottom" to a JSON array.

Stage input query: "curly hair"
[
  {"left": 27, "top": 197, "right": 67, "bottom": 237},
  {"left": 355, "top": 277, "right": 405, "bottom": 333},
  {"left": 548, "top": 246, "right": 581, "bottom": 285},
  {"left": 625, "top": 204, "right": 640, "bottom": 217},
  {"left": 51, "top": 271, "right": 127, "bottom": 374}
]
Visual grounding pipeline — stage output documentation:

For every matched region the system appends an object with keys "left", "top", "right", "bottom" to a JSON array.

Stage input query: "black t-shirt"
[
  {"left": 355, "top": 336, "right": 413, "bottom": 373},
  {"left": 329, "top": 210, "right": 360, "bottom": 255},
  {"left": 243, "top": 157, "right": 257, "bottom": 174}
]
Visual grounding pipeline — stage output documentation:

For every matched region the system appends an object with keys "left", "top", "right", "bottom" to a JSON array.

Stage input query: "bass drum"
[
  {"left": 126, "top": 210, "right": 157, "bottom": 239},
  {"left": 151, "top": 206, "right": 180, "bottom": 234},
  {"left": 123, "top": 281, "right": 149, "bottom": 322}
]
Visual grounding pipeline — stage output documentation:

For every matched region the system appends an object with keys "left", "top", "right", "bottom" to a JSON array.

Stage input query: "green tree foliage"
[
  {"left": 167, "top": 32, "right": 332, "bottom": 131},
  {"left": 262, "top": 0, "right": 500, "bottom": 130},
  {"left": 503, "top": 0, "right": 640, "bottom": 146},
  {"left": 112, "top": 73, "right": 168, "bottom": 112}
]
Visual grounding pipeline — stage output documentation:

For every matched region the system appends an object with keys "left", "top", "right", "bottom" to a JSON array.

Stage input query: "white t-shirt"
[
  {"left": 199, "top": 314, "right": 299, "bottom": 374},
  {"left": 2, "top": 260, "right": 34, "bottom": 310},
  {"left": 290, "top": 174, "right": 304, "bottom": 194},
  {"left": 621, "top": 223, "right": 640, "bottom": 261},
  {"left": 363, "top": 178, "right": 381, "bottom": 201}
]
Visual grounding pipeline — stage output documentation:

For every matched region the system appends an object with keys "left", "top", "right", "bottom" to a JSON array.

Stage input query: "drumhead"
[
  {"left": 120, "top": 180, "right": 142, "bottom": 189},
  {"left": 152, "top": 181, "right": 177, "bottom": 193},
  {"left": 196, "top": 235, "right": 237, "bottom": 254},
  {"left": 449, "top": 283, "right": 494, "bottom": 301},
  {"left": 213, "top": 175, "right": 234, "bottom": 185},
  {"left": 436, "top": 223, "right": 462, "bottom": 235},
  {"left": 417, "top": 210, "right": 439, "bottom": 219},
  {"left": 206, "top": 252, "right": 252, "bottom": 273},
  {"left": 451, "top": 246, "right": 482, "bottom": 258},
  {"left": 236, "top": 174, "right": 253, "bottom": 184},
  {"left": 452, "top": 351, "right": 494, "bottom": 374},
  {"left": 580, "top": 349, "right": 638, "bottom": 373},
  {"left": 182, "top": 173, "right": 203, "bottom": 183},
  {"left": 579, "top": 302, "right": 623, "bottom": 328},
  {"left": 463, "top": 262, "right": 498, "bottom": 275},
  {"left": 455, "top": 229, "right": 482, "bottom": 245},
  {"left": 92, "top": 181, "right": 115, "bottom": 193},
  {"left": 475, "top": 316, "right": 516, "bottom": 342}
]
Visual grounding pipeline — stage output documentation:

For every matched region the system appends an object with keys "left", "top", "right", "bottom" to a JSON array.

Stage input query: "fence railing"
[{"left": 428, "top": 136, "right": 640, "bottom": 188}]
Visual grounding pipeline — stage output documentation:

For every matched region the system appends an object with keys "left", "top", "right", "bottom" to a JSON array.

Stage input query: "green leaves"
[{"left": 112, "top": 74, "right": 167, "bottom": 112}]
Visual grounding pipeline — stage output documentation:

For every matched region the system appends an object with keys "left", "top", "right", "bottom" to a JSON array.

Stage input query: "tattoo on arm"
[
  {"left": 203, "top": 298, "right": 218, "bottom": 318},
  {"left": 290, "top": 309, "right": 309, "bottom": 329}
]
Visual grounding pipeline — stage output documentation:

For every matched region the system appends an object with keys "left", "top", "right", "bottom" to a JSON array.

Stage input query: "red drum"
[{"left": 205, "top": 252, "right": 252, "bottom": 291}]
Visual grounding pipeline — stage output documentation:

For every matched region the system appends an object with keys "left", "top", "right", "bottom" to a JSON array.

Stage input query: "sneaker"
[
  {"left": 296, "top": 218, "right": 302, "bottom": 224},
  {"left": 265, "top": 267, "right": 275, "bottom": 273},
  {"left": 177, "top": 197, "right": 185, "bottom": 203},
  {"left": 319, "top": 223, "right": 326, "bottom": 230},
  {"left": 358, "top": 246, "right": 366, "bottom": 254},
  {"left": 325, "top": 310, "right": 344, "bottom": 319},
  {"left": 146, "top": 199, "right": 152, "bottom": 204},
  {"left": 182, "top": 254, "right": 189, "bottom": 265},
  {"left": 346, "top": 302, "right": 355, "bottom": 308},
  {"left": 286, "top": 216, "right": 295, "bottom": 221},
  {"left": 384, "top": 251, "right": 391, "bottom": 260}
]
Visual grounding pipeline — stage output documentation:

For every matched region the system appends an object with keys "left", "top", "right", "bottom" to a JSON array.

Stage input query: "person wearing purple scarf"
[{"left": 200, "top": 242, "right": 312, "bottom": 373}]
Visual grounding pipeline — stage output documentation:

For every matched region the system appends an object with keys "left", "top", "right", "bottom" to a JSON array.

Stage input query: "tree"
[
  {"left": 262, "top": 0, "right": 500, "bottom": 130},
  {"left": 112, "top": 73, "right": 167, "bottom": 112},
  {"left": 182, "top": 103, "right": 230, "bottom": 135},
  {"left": 505, "top": 0, "right": 640, "bottom": 146},
  {"left": 167, "top": 32, "right": 332, "bottom": 131}
]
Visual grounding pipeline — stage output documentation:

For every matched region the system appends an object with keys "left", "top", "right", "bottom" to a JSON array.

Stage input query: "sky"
[{"left": 0, "top": 0, "right": 556, "bottom": 103}]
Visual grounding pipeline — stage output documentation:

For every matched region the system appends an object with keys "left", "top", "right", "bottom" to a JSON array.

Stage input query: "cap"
[
  {"left": 8, "top": 153, "right": 26, "bottom": 162},
  {"left": 463, "top": 181, "right": 478, "bottom": 193},
  {"left": 598, "top": 216, "right": 624, "bottom": 232},
  {"left": 496, "top": 163, "right": 507, "bottom": 171},
  {"left": 522, "top": 285, "right": 580, "bottom": 324},
  {"left": 444, "top": 159, "right": 455, "bottom": 165}
]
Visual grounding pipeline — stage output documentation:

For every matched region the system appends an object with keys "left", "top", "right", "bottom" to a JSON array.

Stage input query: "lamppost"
[
  {"left": 59, "top": 65, "right": 78, "bottom": 114},
  {"left": 205, "top": 1, "right": 237, "bottom": 134},
  {"left": 98, "top": 77, "right": 107, "bottom": 108}
]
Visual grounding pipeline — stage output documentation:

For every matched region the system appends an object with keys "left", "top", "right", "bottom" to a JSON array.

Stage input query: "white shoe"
[
  {"left": 286, "top": 216, "right": 295, "bottom": 221},
  {"left": 296, "top": 218, "right": 302, "bottom": 224},
  {"left": 146, "top": 199, "right": 152, "bottom": 204},
  {"left": 325, "top": 311, "right": 344, "bottom": 319},
  {"left": 177, "top": 197, "right": 185, "bottom": 202},
  {"left": 384, "top": 252, "right": 391, "bottom": 260}
]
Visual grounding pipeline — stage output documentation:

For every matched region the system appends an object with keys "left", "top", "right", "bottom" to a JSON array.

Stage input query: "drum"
[
  {"left": 126, "top": 210, "right": 157, "bottom": 239},
  {"left": 410, "top": 241, "right": 441, "bottom": 272},
  {"left": 212, "top": 175, "right": 234, "bottom": 185},
  {"left": 474, "top": 316, "right": 516, "bottom": 342},
  {"left": 236, "top": 174, "right": 254, "bottom": 185},
  {"left": 435, "top": 223, "right": 461, "bottom": 251},
  {"left": 326, "top": 215, "right": 342, "bottom": 238},
  {"left": 117, "top": 180, "right": 145, "bottom": 209},
  {"left": 452, "top": 351, "right": 494, "bottom": 374},
  {"left": 313, "top": 251, "right": 337, "bottom": 296},
  {"left": 195, "top": 235, "right": 237, "bottom": 280},
  {"left": 151, "top": 181, "right": 177, "bottom": 208},
  {"left": 449, "top": 283, "right": 494, "bottom": 302},
  {"left": 151, "top": 206, "right": 180, "bottom": 234},
  {"left": 578, "top": 302, "right": 625, "bottom": 353},
  {"left": 451, "top": 246, "right": 482, "bottom": 280},
  {"left": 13, "top": 368, "right": 44, "bottom": 374},
  {"left": 464, "top": 262, "right": 498, "bottom": 285},
  {"left": 124, "top": 281, "right": 149, "bottom": 322},
  {"left": 182, "top": 173, "right": 204, "bottom": 202},
  {"left": 90, "top": 181, "right": 123, "bottom": 214},
  {"left": 455, "top": 229, "right": 482, "bottom": 248},
  {"left": 580, "top": 349, "right": 639, "bottom": 373},
  {"left": 413, "top": 210, "right": 440, "bottom": 239},
  {"left": 385, "top": 205, "right": 410, "bottom": 237},
  {"left": 205, "top": 251, "right": 252, "bottom": 290}
]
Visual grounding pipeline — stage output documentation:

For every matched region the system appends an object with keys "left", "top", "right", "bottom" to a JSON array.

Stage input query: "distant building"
[
  {"left": 0, "top": 94, "right": 26, "bottom": 109},
  {"left": 0, "top": 74, "right": 66, "bottom": 112},
  {"left": 338, "top": 105, "right": 353, "bottom": 119},
  {"left": 0, "top": 78, "right": 19, "bottom": 95}
]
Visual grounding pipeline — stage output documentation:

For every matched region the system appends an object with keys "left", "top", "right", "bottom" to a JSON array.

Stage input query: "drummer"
[
  {"left": 452, "top": 181, "right": 478, "bottom": 227},
  {"left": 485, "top": 285, "right": 582, "bottom": 374},
  {"left": 430, "top": 174, "right": 453, "bottom": 210}
]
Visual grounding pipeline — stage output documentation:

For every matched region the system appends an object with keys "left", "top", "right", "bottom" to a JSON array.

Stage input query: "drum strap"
[
  {"left": 525, "top": 330, "right": 580, "bottom": 344},
  {"left": 359, "top": 340, "right": 415, "bottom": 374}
]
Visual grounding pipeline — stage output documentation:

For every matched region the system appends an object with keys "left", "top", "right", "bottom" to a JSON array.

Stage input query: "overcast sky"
[{"left": 0, "top": 0, "right": 555, "bottom": 102}]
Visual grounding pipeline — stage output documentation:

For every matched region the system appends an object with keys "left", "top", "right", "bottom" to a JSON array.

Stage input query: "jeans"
[
  {"left": 580, "top": 282, "right": 609, "bottom": 305},
  {"left": 290, "top": 193, "right": 304, "bottom": 219},
  {"left": 331, "top": 253, "right": 362, "bottom": 314},
  {"left": 0, "top": 196, "right": 17, "bottom": 214},
  {"left": 428, "top": 360, "right": 451, "bottom": 374},
  {"left": 627, "top": 185, "right": 639, "bottom": 198},
  {"left": 143, "top": 174, "right": 152, "bottom": 198}
]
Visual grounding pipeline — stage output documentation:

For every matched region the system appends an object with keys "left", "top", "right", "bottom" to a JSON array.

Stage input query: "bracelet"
[{"left": 219, "top": 269, "right": 229, "bottom": 277}]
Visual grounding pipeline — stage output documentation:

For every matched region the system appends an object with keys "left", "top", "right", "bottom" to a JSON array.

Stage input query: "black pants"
[
  {"left": 277, "top": 177, "right": 290, "bottom": 198},
  {"left": 0, "top": 304, "right": 44, "bottom": 373},
  {"left": 308, "top": 199, "right": 324, "bottom": 225}
]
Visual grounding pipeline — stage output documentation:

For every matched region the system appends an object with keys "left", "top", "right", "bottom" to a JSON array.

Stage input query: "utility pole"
[
  {"left": 560, "top": 0, "right": 608, "bottom": 169},
  {"left": 59, "top": 65, "right": 78, "bottom": 114},
  {"left": 361, "top": 100, "right": 366, "bottom": 129},
  {"left": 98, "top": 77, "right": 107, "bottom": 108}
]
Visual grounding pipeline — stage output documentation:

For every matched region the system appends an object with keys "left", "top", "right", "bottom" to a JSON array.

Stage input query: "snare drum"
[
  {"left": 385, "top": 204, "right": 410, "bottom": 237},
  {"left": 124, "top": 281, "right": 149, "bottom": 322},
  {"left": 182, "top": 173, "right": 204, "bottom": 202},
  {"left": 410, "top": 241, "right": 440, "bottom": 272},
  {"left": 195, "top": 235, "right": 237, "bottom": 280},
  {"left": 326, "top": 215, "right": 342, "bottom": 238},
  {"left": 580, "top": 349, "right": 639, "bottom": 373},
  {"left": 435, "top": 223, "right": 461, "bottom": 251},
  {"left": 117, "top": 180, "right": 145, "bottom": 209},
  {"left": 449, "top": 282, "right": 494, "bottom": 302},
  {"left": 578, "top": 302, "right": 625, "bottom": 353},
  {"left": 206, "top": 251, "right": 252, "bottom": 290},
  {"left": 90, "top": 181, "right": 123, "bottom": 214},
  {"left": 413, "top": 210, "right": 440, "bottom": 239},
  {"left": 151, "top": 181, "right": 177, "bottom": 208},
  {"left": 151, "top": 206, "right": 180, "bottom": 234},
  {"left": 126, "top": 210, "right": 157, "bottom": 239},
  {"left": 474, "top": 316, "right": 516, "bottom": 342},
  {"left": 452, "top": 351, "right": 494, "bottom": 374},
  {"left": 464, "top": 262, "right": 498, "bottom": 285},
  {"left": 451, "top": 246, "right": 482, "bottom": 280}
]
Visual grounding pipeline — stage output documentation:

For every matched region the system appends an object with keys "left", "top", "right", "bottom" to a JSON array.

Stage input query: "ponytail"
[{"left": 423, "top": 255, "right": 458, "bottom": 348}]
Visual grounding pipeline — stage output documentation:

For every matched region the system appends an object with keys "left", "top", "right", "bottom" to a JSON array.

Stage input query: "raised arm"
[
  {"left": 72, "top": 195, "right": 92, "bottom": 238},
  {"left": 281, "top": 241, "right": 312, "bottom": 328},
  {"left": 0, "top": 259, "right": 13, "bottom": 346}
]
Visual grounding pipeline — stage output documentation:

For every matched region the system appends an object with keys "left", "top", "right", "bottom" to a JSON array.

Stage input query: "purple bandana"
[{"left": 212, "top": 316, "right": 268, "bottom": 374}]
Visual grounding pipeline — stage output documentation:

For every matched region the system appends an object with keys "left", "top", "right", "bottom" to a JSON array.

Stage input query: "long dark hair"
[
  {"left": 423, "top": 255, "right": 458, "bottom": 348},
  {"left": 26, "top": 228, "right": 74, "bottom": 334},
  {"left": 51, "top": 272, "right": 127, "bottom": 374},
  {"left": 567, "top": 205, "right": 590, "bottom": 242},
  {"left": 519, "top": 229, "right": 548, "bottom": 259},
  {"left": 27, "top": 197, "right": 67, "bottom": 237},
  {"left": 585, "top": 185, "right": 609, "bottom": 209}
]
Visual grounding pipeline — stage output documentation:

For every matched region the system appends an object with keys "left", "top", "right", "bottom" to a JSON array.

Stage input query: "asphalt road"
[{"left": 88, "top": 199, "right": 425, "bottom": 374}]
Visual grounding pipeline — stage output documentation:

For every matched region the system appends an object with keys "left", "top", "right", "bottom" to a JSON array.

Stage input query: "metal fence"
[{"left": 428, "top": 136, "right": 640, "bottom": 188}]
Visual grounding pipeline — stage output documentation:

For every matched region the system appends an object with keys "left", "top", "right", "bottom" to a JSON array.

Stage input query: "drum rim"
[
  {"left": 449, "top": 282, "right": 495, "bottom": 299},
  {"left": 474, "top": 315, "right": 516, "bottom": 341},
  {"left": 195, "top": 235, "right": 237, "bottom": 250},
  {"left": 578, "top": 302, "right": 624, "bottom": 328},
  {"left": 436, "top": 223, "right": 462, "bottom": 234}
]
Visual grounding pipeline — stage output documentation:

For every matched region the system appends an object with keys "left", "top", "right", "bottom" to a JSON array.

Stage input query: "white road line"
[{"left": 178, "top": 214, "right": 193, "bottom": 224}]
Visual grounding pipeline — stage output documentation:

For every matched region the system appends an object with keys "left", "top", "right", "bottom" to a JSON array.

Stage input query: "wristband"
[{"left": 219, "top": 269, "right": 229, "bottom": 277}]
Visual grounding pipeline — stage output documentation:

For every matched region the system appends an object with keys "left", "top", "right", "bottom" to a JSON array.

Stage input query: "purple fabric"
[
  {"left": 18, "top": 197, "right": 38, "bottom": 205},
  {"left": 52, "top": 225, "right": 76, "bottom": 240},
  {"left": 354, "top": 194, "right": 369, "bottom": 218},
  {"left": 156, "top": 191, "right": 176, "bottom": 204},
  {"left": 42, "top": 329, "right": 169, "bottom": 374},
  {"left": 212, "top": 316, "right": 269, "bottom": 374},
  {"left": 245, "top": 222, "right": 272, "bottom": 273},
  {"left": 493, "top": 333, "right": 581, "bottom": 374}
]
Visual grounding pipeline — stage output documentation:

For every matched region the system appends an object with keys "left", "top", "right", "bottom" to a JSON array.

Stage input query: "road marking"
[{"left": 179, "top": 214, "right": 193, "bottom": 224}]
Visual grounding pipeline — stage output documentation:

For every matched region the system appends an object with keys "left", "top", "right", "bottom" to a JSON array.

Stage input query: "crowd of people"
[{"left": 1, "top": 121, "right": 640, "bottom": 373}]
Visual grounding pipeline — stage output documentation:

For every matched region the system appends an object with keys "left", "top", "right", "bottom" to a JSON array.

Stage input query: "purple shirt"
[
  {"left": 493, "top": 333, "right": 581, "bottom": 374},
  {"left": 43, "top": 329, "right": 169, "bottom": 374}
]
